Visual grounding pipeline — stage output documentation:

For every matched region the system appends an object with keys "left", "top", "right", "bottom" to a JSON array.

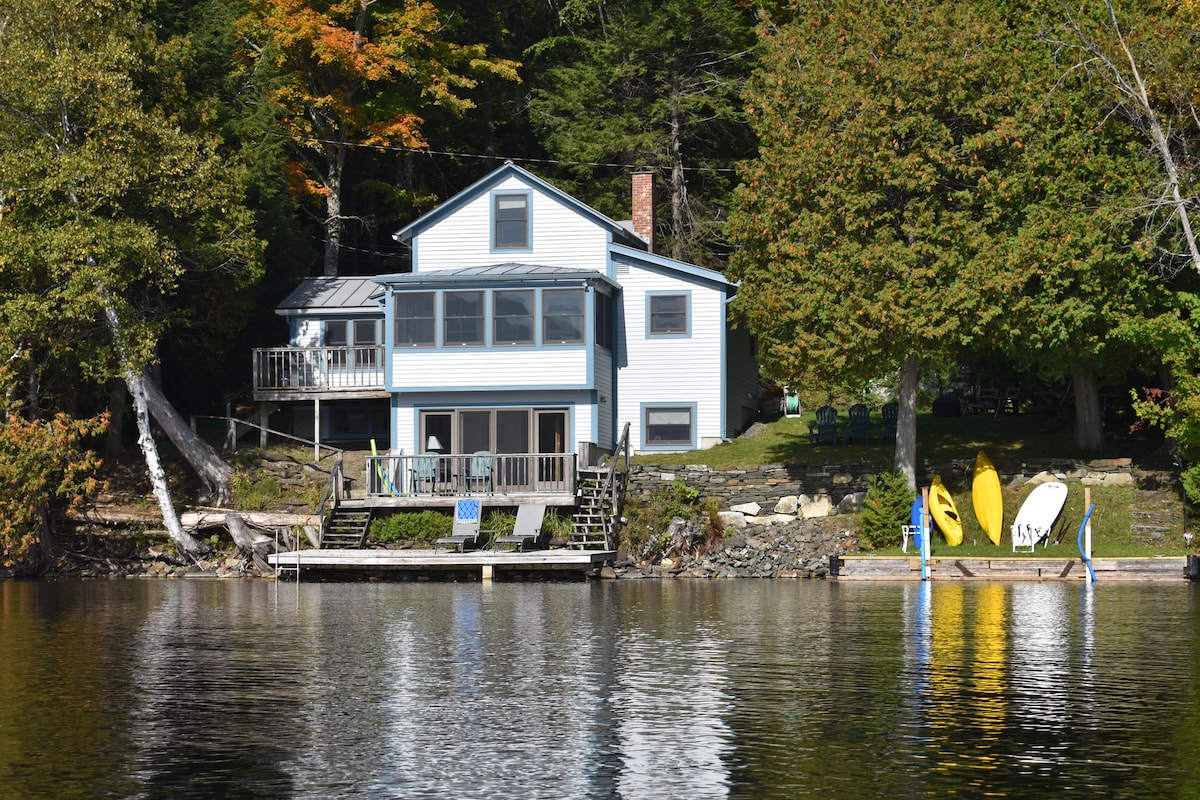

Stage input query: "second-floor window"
[
  {"left": 543, "top": 288, "right": 585, "bottom": 344},
  {"left": 445, "top": 291, "right": 485, "bottom": 346},
  {"left": 395, "top": 292, "right": 435, "bottom": 347},
  {"left": 648, "top": 293, "right": 689, "bottom": 335},
  {"left": 493, "top": 193, "right": 529, "bottom": 249},
  {"left": 494, "top": 290, "right": 535, "bottom": 345}
]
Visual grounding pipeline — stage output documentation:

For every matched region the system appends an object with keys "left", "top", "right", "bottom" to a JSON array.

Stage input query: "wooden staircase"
[
  {"left": 569, "top": 423, "right": 629, "bottom": 550},
  {"left": 570, "top": 467, "right": 614, "bottom": 549},
  {"left": 322, "top": 506, "right": 371, "bottom": 549}
]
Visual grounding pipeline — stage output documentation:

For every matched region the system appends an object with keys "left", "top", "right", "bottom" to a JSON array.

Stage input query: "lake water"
[{"left": 0, "top": 578, "right": 1196, "bottom": 799}]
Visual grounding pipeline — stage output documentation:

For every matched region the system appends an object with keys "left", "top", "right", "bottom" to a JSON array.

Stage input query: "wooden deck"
[
  {"left": 269, "top": 547, "right": 616, "bottom": 581},
  {"left": 834, "top": 555, "right": 1187, "bottom": 582}
]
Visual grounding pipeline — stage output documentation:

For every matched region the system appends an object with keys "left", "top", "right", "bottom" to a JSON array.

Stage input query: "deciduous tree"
[{"left": 237, "top": 0, "right": 519, "bottom": 275}]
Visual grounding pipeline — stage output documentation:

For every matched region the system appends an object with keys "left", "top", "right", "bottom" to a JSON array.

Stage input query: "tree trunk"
[
  {"left": 668, "top": 104, "right": 689, "bottom": 262},
  {"left": 894, "top": 354, "right": 920, "bottom": 489},
  {"left": 128, "top": 369, "right": 205, "bottom": 553},
  {"left": 1073, "top": 367, "right": 1106, "bottom": 450},
  {"left": 138, "top": 371, "right": 233, "bottom": 505},
  {"left": 323, "top": 144, "right": 345, "bottom": 277}
]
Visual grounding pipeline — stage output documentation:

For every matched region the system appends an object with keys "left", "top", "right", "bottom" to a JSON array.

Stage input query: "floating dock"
[
  {"left": 835, "top": 555, "right": 1186, "bottom": 582},
  {"left": 269, "top": 547, "right": 615, "bottom": 581}
]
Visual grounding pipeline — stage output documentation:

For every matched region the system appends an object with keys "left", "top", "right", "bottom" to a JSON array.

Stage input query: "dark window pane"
[
  {"left": 650, "top": 294, "right": 688, "bottom": 334},
  {"left": 494, "top": 194, "right": 528, "bottom": 248}
]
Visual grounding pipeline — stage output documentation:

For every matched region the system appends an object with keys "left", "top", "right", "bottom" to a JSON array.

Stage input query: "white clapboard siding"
[
  {"left": 292, "top": 319, "right": 322, "bottom": 348},
  {"left": 415, "top": 176, "right": 611, "bottom": 272},
  {"left": 616, "top": 260, "right": 726, "bottom": 450},
  {"left": 390, "top": 348, "right": 589, "bottom": 391}
]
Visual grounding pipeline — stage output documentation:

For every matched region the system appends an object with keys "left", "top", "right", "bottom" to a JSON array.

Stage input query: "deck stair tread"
[{"left": 322, "top": 508, "right": 371, "bottom": 549}]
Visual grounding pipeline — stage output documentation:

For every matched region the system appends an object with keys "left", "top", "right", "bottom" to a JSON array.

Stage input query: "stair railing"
[
  {"left": 595, "top": 423, "right": 630, "bottom": 550},
  {"left": 315, "top": 453, "right": 345, "bottom": 548}
]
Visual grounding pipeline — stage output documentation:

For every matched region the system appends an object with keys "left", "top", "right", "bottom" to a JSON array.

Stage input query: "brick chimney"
[{"left": 631, "top": 170, "right": 655, "bottom": 253}]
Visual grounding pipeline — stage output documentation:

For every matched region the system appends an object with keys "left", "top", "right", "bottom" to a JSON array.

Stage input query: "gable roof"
[
  {"left": 609, "top": 243, "right": 736, "bottom": 292},
  {"left": 391, "top": 161, "right": 646, "bottom": 249},
  {"left": 275, "top": 277, "right": 383, "bottom": 316}
]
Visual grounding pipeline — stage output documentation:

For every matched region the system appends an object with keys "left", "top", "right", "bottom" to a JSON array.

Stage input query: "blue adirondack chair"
[
  {"left": 878, "top": 401, "right": 898, "bottom": 439},
  {"left": 846, "top": 403, "right": 872, "bottom": 444},
  {"left": 808, "top": 405, "right": 842, "bottom": 445}
]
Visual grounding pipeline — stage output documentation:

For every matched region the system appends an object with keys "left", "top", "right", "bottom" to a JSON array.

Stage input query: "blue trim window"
[
  {"left": 648, "top": 293, "right": 689, "bottom": 336},
  {"left": 543, "top": 288, "right": 585, "bottom": 344},
  {"left": 324, "top": 319, "right": 378, "bottom": 367},
  {"left": 493, "top": 193, "right": 529, "bottom": 249},
  {"left": 644, "top": 406, "right": 694, "bottom": 447},
  {"left": 444, "top": 291, "right": 485, "bottom": 346},
  {"left": 395, "top": 292, "right": 436, "bottom": 347},
  {"left": 595, "top": 291, "right": 614, "bottom": 350},
  {"left": 494, "top": 289, "right": 535, "bottom": 345}
]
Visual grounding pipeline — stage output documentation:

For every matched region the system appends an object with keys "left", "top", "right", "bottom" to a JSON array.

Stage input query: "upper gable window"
[{"left": 493, "top": 193, "right": 530, "bottom": 249}]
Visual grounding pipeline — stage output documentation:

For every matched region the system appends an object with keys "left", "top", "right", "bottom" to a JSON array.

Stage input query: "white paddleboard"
[{"left": 1011, "top": 481, "right": 1068, "bottom": 551}]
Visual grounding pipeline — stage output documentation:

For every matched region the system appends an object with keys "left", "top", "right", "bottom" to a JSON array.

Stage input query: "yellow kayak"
[
  {"left": 972, "top": 451, "right": 1003, "bottom": 546},
  {"left": 930, "top": 475, "right": 963, "bottom": 546}
]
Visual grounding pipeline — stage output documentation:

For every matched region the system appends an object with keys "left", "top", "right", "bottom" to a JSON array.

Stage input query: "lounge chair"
[
  {"left": 434, "top": 498, "right": 489, "bottom": 551},
  {"left": 493, "top": 504, "right": 548, "bottom": 552},
  {"left": 846, "top": 403, "right": 872, "bottom": 444},
  {"left": 808, "top": 405, "right": 842, "bottom": 445}
]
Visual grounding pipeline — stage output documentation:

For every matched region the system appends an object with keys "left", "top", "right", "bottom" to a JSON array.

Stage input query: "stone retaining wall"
[{"left": 627, "top": 456, "right": 1154, "bottom": 521}]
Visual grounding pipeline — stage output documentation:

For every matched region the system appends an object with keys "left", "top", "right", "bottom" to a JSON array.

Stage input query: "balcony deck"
[
  {"left": 252, "top": 346, "right": 388, "bottom": 401},
  {"left": 353, "top": 452, "right": 577, "bottom": 507}
]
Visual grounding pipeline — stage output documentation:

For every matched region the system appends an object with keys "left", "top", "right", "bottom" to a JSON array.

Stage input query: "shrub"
[
  {"left": 860, "top": 471, "right": 916, "bottom": 549},
  {"left": 621, "top": 477, "right": 721, "bottom": 559},
  {"left": 370, "top": 510, "right": 452, "bottom": 544}
]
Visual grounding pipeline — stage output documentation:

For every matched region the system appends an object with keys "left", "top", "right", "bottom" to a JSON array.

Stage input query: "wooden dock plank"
[{"left": 835, "top": 556, "right": 1186, "bottom": 582}]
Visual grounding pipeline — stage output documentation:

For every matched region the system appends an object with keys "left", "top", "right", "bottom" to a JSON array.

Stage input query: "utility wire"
[{"left": 298, "top": 137, "right": 738, "bottom": 174}]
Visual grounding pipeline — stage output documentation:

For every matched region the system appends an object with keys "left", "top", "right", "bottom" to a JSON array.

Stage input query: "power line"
[{"left": 298, "top": 137, "right": 739, "bottom": 174}]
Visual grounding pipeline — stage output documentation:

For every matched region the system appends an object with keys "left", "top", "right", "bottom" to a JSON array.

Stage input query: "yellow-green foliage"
[{"left": 0, "top": 412, "right": 107, "bottom": 568}]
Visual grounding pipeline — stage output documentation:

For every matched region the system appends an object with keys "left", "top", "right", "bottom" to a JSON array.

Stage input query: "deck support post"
[
  {"left": 313, "top": 397, "right": 321, "bottom": 461},
  {"left": 481, "top": 564, "right": 494, "bottom": 582},
  {"left": 259, "top": 403, "right": 270, "bottom": 449}
]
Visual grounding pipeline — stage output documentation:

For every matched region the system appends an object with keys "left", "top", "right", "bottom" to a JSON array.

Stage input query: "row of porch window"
[{"left": 321, "top": 289, "right": 687, "bottom": 354}]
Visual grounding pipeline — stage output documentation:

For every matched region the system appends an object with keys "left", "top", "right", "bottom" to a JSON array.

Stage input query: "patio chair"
[
  {"left": 966, "top": 387, "right": 1000, "bottom": 414},
  {"left": 846, "top": 403, "right": 872, "bottom": 444},
  {"left": 412, "top": 453, "right": 438, "bottom": 493},
  {"left": 435, "top": 498, "right": 490, "bottom": 552},
  {"left": 493, "top": 504, "right": 549, "bottom": 552},
  {"left": 808, "top": 405, "right": 842, "bottom": 445},
  {"left": 463, "top": 450, "right": 493, "bottom": 494},
  {"left": 878, "top": 401, "right": 898, "bottom": 439}
]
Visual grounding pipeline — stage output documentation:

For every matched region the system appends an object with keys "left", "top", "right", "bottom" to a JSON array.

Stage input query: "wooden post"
[
  {"left": 1084, "top": 485, "right": 1092, "bottom": 559},
  {"left": 259, "top": 402, "right": 269, "bottom": 449},
  {"left": 313, "top": 397, "right": 321, "bottom": 462},
  {"left": 481, "top": 564, "right": 494, "bottom": 582}
]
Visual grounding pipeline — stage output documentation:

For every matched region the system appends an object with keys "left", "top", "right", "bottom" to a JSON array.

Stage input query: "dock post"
[{"left": 481, "top": 564, "right": 494, "bottom": 582}]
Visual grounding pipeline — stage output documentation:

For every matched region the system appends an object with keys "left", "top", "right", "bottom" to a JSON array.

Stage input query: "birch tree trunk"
[
  {"left": 139, "top": 371, "right": 233, "bottom": 505},
  {"left": 126, "top": 361, "right": 205, "bottom": 553},
  {"left": 894, "top": 354, "right": 920, "bottom": 490}
]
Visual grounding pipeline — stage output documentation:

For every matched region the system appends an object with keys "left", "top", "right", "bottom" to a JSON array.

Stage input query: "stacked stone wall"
[{"left": 627, "top": 456, "right": 1152, "bottom": 519}]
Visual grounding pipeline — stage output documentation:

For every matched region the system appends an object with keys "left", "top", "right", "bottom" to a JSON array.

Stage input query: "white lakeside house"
[{"left": 252, "top": 162, "right": 759, "bottom": 505}]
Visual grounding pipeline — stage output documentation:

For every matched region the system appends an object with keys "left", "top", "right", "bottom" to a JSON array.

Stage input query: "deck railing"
[
  {"left": 364, "top": 452, "right": 576, "bottom": 499},
  {"left": 252, "top": 346, "right": 385, "bottom": 393}
]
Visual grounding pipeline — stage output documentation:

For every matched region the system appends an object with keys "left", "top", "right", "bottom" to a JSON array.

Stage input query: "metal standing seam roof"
[
  {"left": 372, "top": 263, "right": 617, "bottom": 288},
  {"left": 275, "top": 277, "right": 385, "bottom": 314}
]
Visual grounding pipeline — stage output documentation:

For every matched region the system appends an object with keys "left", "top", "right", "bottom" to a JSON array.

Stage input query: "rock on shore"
[{"left": 614, "top": 516, "right": 858, "bottom": 579}]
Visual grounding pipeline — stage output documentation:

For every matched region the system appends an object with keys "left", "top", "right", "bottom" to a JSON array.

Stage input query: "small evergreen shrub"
[
  {"left": 860, "top": 471, "right": 916, "bottom": 549},
  {"left": 370, "top": 510, "right": 452, "bottom": 544}
]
